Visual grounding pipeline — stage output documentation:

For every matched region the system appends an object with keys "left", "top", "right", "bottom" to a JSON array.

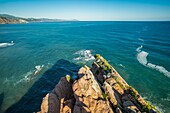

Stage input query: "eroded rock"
[
  {"left": 37, "top": 54, "right": 160, "bottom": 113},
  {"left": 73, "top": 67, "right": 113, "bottom": 113}
]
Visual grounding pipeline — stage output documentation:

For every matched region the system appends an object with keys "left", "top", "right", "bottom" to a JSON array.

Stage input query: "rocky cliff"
[
  {"left": 37, "top": 54, "right": 160, "bottom": 113},
  {"left": 0, "top": 17, "right": 28, "bottom": 24},
  {"left": 0, "top": 14, "right": 78, "bottom": 24}
]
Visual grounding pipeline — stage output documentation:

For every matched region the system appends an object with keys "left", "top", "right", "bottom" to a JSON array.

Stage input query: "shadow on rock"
[{"left": 5, "top": 59, "right": 80, "bottom": 113}]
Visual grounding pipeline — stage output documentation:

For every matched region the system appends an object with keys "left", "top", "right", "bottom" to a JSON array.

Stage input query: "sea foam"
[
  {"left": 137, "top": 51, "right": 148, "bottom": 65},
  {"left": 3, "top": 64, "right": 45, "bottom": 86},
  {"left": 34, "top": 65, "right": 44, "bottom": 75},
  {"left": 136, "top": 45, "right": 170, "bottom": 78},
  {"left": 15, "top": 64, "right": 44, "bottom": 86},
  {"left": 0, "top": 41, "right": 14, "bottom": 48},
  {"left": 73, "top": 49, "right": 95, "bottom": 63}
]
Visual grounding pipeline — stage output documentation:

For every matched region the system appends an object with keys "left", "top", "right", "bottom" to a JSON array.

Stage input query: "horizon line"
[{"left": 0, "top": 13, "right": 170, "bottom": 21}]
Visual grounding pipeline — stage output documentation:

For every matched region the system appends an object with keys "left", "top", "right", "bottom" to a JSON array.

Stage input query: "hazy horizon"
[{"left": 0, "top": 0, "right": 170, "bottom": 21}]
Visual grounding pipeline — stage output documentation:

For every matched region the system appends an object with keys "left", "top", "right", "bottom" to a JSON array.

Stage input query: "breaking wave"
[
  {"left": 136, "top": 45, "right": 170, "bottom": 78},
  {"left": 0, "top": 41, "right": 14, "bottom": 48},
  {"left": 73, "top": 49, "right": 95, "bottom": 63},
  {"left": 14, "top": 71, "right": 33, "bottom": 85},
  {"left": 34, "top": 65, "right": 44, "bottom": 75},
  {"left": 15, "top": 65, "right": 44, "bottom": 85},
  {"left": 16, "top": 65, "right": 44, "bottom": 84},
  {"left": 3, "top": 65, "right": 44, "bottom": 86}
]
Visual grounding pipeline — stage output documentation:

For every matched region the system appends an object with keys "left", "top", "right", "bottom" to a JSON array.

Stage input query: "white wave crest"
[
  {"left": 136, "top": 45, "right": 170, "bottom": 78},
  {"left": 3, "top": 64, "right": 45, "bottom": 86},
  {"left": 34, "top": 65, "right": 44, "bottom": 75},
  {"left": 147, "top": 64, "right": 170, "bottom": 78},
  {"left": 137, "top": 51, "right": 148, "bottom": 65},
  {"left": 16, "top": 65, "right": 44, "bottom": 85},
  {"left": 0, "top": 41, "right": 14, "bottom": 48},
  {"left": 136, "top": 45, "right": 143, "bottom": 52},
  {"left": 73, "top": 49, "right": 95, "bottom": 62},
  {"left": 15, "top": 71, "right": 33, "bottom": 85}
]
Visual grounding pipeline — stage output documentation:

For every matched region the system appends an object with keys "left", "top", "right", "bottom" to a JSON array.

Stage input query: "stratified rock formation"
[{"left": 37, "top": 54, "right": 160, "bottom": 113}]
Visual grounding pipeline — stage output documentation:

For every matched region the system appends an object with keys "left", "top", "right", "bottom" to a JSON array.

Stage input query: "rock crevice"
[{"left": 38, "top": 54, "right": 160, "bottom": 113}]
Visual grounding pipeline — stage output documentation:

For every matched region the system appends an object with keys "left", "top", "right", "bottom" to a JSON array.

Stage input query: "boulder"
[
  {"left": 73, "top": 67, "right": 113, "bottom": 113},
  {"left": 38, "top": 76, "right": 75, "bottom": 113},
  {"left": 37, "top": 55, "right": 160, "bottom": 113}
]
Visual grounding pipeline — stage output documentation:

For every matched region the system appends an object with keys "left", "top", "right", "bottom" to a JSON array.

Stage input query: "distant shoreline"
[
  {"left": 1, "top": 20, "right": 170, "bottom": 25},
  {"left": 0, "top": 14, "right": 78, "bottom": 24},
  {"left": 0, "top": 14, "right": 170, "bottom": 24}
]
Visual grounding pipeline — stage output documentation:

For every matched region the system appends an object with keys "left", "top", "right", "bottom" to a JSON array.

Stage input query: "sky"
[{"left": 0, "top": 0, "right": 170, "bottom": 21}]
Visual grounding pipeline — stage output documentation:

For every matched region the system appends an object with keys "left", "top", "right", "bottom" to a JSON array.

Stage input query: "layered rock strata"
[{"left": 38, "top": 54, "right": 159, "bottom": 113}]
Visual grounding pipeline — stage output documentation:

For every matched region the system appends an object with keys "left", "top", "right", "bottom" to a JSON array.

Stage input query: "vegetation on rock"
[
  {"left": 128, "top": 86, "right": 159, "bottom": 113},
  {"left": 94, "top": 53, "right": 160, "bottom": 113},
  {"left": 66, "top": 75, "right": 75, "bottom": 84},
  {"left": 38, "top": 54, "right": 160, "bottom": 113}
]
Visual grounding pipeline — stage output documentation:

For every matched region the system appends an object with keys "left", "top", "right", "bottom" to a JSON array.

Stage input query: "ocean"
[{"left": 0, "top": 21, "right": 170, "bottom": 113}]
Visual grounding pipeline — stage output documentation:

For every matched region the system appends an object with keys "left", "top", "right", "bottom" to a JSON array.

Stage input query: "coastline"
[{"left": 38, "top": 54, "right": 160, "bottom": 113}]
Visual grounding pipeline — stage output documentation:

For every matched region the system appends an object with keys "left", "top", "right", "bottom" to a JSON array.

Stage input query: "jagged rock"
[
  {"left": 123, "top": 101, "right": 134, "bottom": 108},
  {"left": 122, "top": 95, "right": 130, "bottom": 102},
  {"left": 37, "top": 94, "right": 49, "bottom": 113},
  {"left": 116, "top": 107, "right": 122, "bottom": 113},
  {"left": 91, "top": 62, "right": 100, "bottom": 75},
  {"left": 106, "top": 78, "right": 125, "bottom": 95},
  {"left": 103, "top": 81, "right": 118, "bottom": 107},
  {"left": 37, "top": 54, "right": 160, "bottom": 113},
  {"left": 149, "top": 109, "right": 158, "bottom": 113},
  {"left": 38, "top": 76, "right": 75, "bottom": 113},
  {"left": 127, "top": 94, "right": 142, "bottom": 111},
  {"left": 125, "top": 106, "right": 141, "bottom": 113},
  {"left": 73, "top": 67, "right": 113, "bottom": 113},
  {"left": 91, "top": 62, "right": 105, "bottom": 83}
]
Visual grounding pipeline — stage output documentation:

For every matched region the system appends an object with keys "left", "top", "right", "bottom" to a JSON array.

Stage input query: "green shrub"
[
  {"left": 142, "top": 101, "right": 158, "bottom": 112},
  {"left": 66, "top": 75, "right": 71, "bottom": 82},
  {"left": 83, "top": 65, "right": 88, "bottom": 69},
  {"left": 94, "top": 54, "right": 101, "bottom": 59},
  {"left": 115, "top": 77, "right": 126, "bottom": 90},
  {"left": 66, "top": 75, "right": 75, "bottom": 83},
  {"left": 128, "top": 86, "right": 159, "bottom": 113}
]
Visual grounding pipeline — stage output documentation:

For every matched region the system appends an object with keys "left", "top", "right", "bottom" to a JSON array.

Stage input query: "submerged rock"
[{"left": 37, "top": 54, "right": 160, "bottom": 113}]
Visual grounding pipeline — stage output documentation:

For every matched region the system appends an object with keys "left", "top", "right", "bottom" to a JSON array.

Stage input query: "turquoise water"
[{"left": 0, "top": 21, "right": 170, "bottom": 113}]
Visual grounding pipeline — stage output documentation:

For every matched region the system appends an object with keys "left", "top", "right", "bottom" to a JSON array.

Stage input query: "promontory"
[{"left": 37, "top": 54, "right": 160, "bottom": 113}]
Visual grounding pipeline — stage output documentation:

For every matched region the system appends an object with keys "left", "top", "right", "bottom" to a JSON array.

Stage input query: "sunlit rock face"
[{"left": 38, "top": 55, "right": 160, "bottom": 113}]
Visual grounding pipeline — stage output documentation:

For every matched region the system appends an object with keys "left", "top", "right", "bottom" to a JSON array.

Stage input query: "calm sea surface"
[{"left": 0, "top": 21, "right": 170, "bottom": 113}]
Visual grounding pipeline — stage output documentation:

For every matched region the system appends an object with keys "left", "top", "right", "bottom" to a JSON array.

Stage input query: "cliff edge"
[{"left": 37, "top": 54, "right": 160, "bottom": 113}]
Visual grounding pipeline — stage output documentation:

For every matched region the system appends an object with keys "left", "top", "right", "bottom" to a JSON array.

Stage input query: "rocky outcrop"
[
  {"left": 37, "top": 54, "right": 160, "bottom": 113},
  {"left": 73, "top": 66, "right": 113, "bottom": 113},
  {"left": 0, "top": 14, "right": 78, "bottom": 24},
  {"left": 0, "top": 17, "right": 28, "bottom": 24}
]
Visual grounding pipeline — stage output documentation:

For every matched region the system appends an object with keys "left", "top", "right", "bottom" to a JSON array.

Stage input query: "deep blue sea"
[{"left": 0, "top": 21, "right": 170, "bottom": 113}]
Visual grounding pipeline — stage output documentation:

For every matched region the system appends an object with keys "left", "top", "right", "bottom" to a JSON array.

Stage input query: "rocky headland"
[
  {"left": 0, "top": 14, "right": 28, "bottom": 24},
  {"left": 38, "top": 54, "right": 160, "bottom": 113},
  {"left": 0, "top": 14, "right": 78, "bottom": 24}
]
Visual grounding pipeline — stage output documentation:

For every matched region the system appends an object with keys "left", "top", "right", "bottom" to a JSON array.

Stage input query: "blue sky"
[{"left": 0, "top": 0, "right": 170, "bottom": 21}]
